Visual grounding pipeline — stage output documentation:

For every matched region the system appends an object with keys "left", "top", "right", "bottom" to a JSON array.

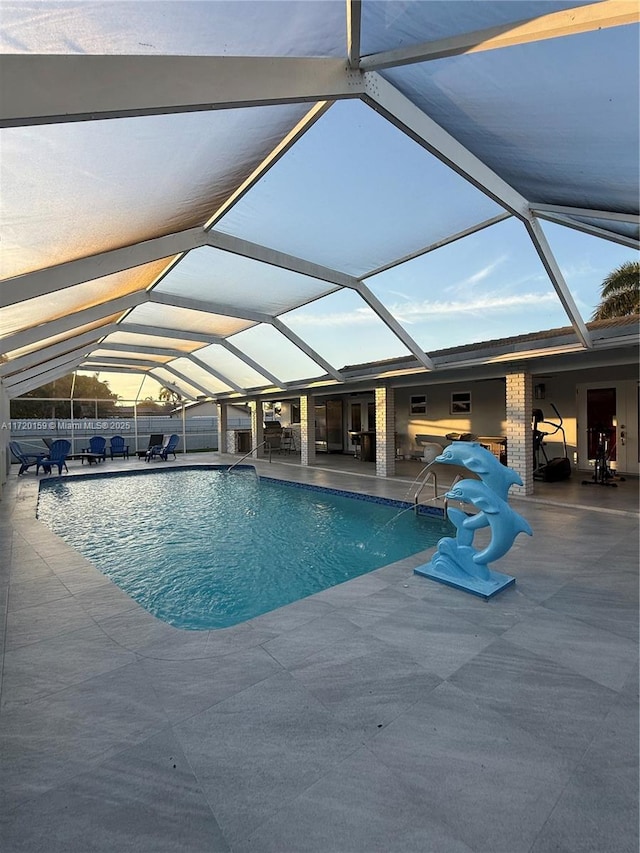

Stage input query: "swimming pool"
[{"left": 37, "top": 467, "right": 451, "bottom": 629}]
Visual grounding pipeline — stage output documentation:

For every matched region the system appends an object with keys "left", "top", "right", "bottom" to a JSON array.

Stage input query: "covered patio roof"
[{"left": 1, "top": 1, "right": 638, "bottom": 402}]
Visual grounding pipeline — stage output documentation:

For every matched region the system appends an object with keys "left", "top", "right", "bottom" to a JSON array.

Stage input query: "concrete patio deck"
[{"left": 1, "top": 452, "right": 638, "bottom": 852}]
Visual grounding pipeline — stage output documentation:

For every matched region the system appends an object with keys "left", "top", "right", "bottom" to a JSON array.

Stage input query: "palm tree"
[
  {"left": 591, "top": 260, "right": 639, "bottom": 320},
  {"left": 158, "top": 386, "right": 182, "bottom": 405}
]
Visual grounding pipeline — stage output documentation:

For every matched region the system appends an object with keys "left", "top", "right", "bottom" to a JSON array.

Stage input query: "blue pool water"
[{"left": 37, "top": 467, "right": 451, "bottom": 629}]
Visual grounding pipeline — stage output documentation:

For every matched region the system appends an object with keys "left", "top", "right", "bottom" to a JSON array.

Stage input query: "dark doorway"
[{"left": 586, "top": 387, "right": 617, "bottom": 463}]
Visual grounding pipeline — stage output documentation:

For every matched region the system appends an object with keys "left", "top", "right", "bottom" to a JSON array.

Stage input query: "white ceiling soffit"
[{"left": 1, "top": 1, "right": 638, "bottom": 401}]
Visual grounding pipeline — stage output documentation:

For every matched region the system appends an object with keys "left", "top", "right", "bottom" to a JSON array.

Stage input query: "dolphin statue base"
[{"left": 414, "top": 554, "right": 516, "bottom": 600}]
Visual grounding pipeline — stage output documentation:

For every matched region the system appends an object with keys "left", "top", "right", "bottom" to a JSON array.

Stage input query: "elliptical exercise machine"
[
  {"left": 581, "top": 426, "right": 624, "bottom": 487},
  {"left": 532, "top": 403, "right": 572, "bottom": 482}
]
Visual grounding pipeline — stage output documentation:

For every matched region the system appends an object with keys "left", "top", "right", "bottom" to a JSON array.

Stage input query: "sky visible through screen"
[
  {"left": 99, "top": 215, "right": 637, "bottom": 403},
  {"left": 86, "top": 93, "right": 637, "bottom": 401}
]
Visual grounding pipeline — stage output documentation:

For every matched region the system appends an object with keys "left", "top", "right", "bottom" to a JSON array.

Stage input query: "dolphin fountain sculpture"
[
  {"left": 414, "top": 442, "right": 532, "bottom": 599},
  {"left": 434, "top": 440, "right": 522, "bottom": 500}
]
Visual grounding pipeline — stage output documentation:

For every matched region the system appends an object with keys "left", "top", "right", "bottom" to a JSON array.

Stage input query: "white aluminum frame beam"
[
  {"left": 363, "top": 73, "right": 530, "bottom": 217},
  {"left": 347, "top": 0, "right": 362, "bottom": 70},
  {"left": 146, "top": 376, "right": 194, "bottom": 402},
  {"left": 115, "top": 323, "right": 219, "bottom": 345},
  {"left": 0, "top": 318, "right": 118, "bottom": 358},
  {"left": 83, "top": 356, "right": 162, "bottom": 369},
  {"left": 271, "top": 318, "right": 344, "bottom": 382},
  {"left": 0, "top": 229, "right": 204, "bottom": 307},
  {"left": 362, "top": 74, "right": 592, "bottom": 346},
  {"left": 204, "top": 102, "right": 332, "bottom": 230},
  {"left": 222, "top": 340, "right": 287, "bottom": 389},
  {"left": 4, "top": 351, "right": 85, "bottom": 391},
  {"left": 529, "top": 204, "right": 639, "bottom": 223},
  {"left": 158, "top": 364, "right": 221, "bottom": 399},
  {"left": 1, "top": 328, "right": 112, "bottom": 378},
  {"left": 533, "top": 212, "right": 639, "bottom": 250},
  {"left": 1, "top": 224, "right": 349, "bottom": 315},
  {"left": 363, "top": 213, "right": 511, "bottom": 279},
  {"left": 187, "top": 354, "right": 246, "bottom": 394},
  {"left": 7, "top": 361, "right": 85, "bottom": 397},
  {"left": 0, "top": 294, "right": 146, "bottom": 355},
  {"left": 359, "top": 1, "right": 639, "bottom": 71},
  {"left": 206, "top": 230, "right": 355, "bottom": 289},
  {"left": 148, "top": 291, "right": 270, "bottom": 324},
  {"left": 211, "top": 232, "right": 435, "bottom": 372},
  {"left": 351, "top": 282, "right": 434, "bottom": 370},
  {"left": 97, "top": 342, "right": 188, "bottom": 359},
  {"left": 1, "top": 56, "right": 363, "bottom": 128},
  {"left": 525, "top": 217, "right": 592, "bottom": 348}
]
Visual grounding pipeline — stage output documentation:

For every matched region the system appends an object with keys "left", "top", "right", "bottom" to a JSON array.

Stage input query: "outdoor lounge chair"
[
  {"left": 146, "top": 433, "right": 179, "bottom": 461},
  {"left": 82, "top": 435, "right": 107, "bottom": 462},
  {"left": 9, "top": 441, "right": 48, "bottom": 475},
  {"left": 37, "top": 439, "right": 71, "bottom": 475},
  {"left": 109, "top": 435, "right": 130, "bottom": 459},
  {"left": 137, "top": 434, "right": 164, "bottom": 459}
]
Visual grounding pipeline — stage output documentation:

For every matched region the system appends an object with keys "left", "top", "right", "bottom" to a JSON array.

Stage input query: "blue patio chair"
[
  {"left": 109, "top": 435, "right": 130, "bottom": 459},
  {"left": 161, "top": 433, "right": 180, "bottom": 460},
  {"left": 9, "top": 441, "right": 48, "bottom": 475},
  {"left": 146, "top": 433, "right": 179, "bottom": 461},
  {"left": 37, "top": 439, "right": 71, "bottom": 475},
  {"left": 83, "top": 435, "right": 107, "bottom": 461}
]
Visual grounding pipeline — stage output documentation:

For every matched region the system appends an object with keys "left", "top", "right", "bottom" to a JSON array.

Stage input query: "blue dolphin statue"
[
  {"left": 444, "top": 478, "right": 532, "bottom": 566},
  {"left": 436, "top": 441, "right": 521, "bottom": 500}
]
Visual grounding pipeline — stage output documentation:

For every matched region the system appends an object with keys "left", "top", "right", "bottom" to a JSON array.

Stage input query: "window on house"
[
  {"left": 410, "top": 394, "right": 427, "bottom": 414},
  {"left": 450, "top": 392, "right": 472, "bottom": 415}
]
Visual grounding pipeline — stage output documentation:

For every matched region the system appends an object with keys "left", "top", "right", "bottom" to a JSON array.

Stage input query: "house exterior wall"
[
  {"left": 392, "top": 363, "right": 638, "bottom": 476},
  {"left": 395, "top": 379, "right": 508, "bottom": 457}
]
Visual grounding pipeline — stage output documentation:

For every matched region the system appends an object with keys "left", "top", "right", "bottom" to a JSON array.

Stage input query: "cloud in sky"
[
  {"left": 445, "top": 254, "right": 509, "bottom": 294},
  {"left": 392, "top": 291, "right": 558, "bottom": 323},
  {"left": 288, "top": 290, "right": 558, "bottom": 328}
]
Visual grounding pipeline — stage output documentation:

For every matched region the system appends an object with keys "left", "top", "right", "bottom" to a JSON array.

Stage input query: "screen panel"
[
  {"left": 381, "top": 27, "right": 639, "bottom": 212},
  {"left": 0, "top": 260, "right": 169, "bottom": 338},
  {"left": 282, "top": 288, "right": 408, "bottom": 369},
  {"left": 124, "top": 303, "right": 256, "bottom": 337},
  {"left": 364, "top": 217, "right": 572, "bottom": 352},
  {"left": 191, "top": 344, "right": 274, "bottom": 389},
  {"left": 216, "top": 99, "right": 505, "bottom": 277},
  {"left": 1, "top": 0, "right": 346, "bottom": 57},
  {"left": 229, "top": 324, "right": 326, "bottom": 383},
  {"left": 156, "top": 246, "right": 340, "bottom": 315},
  {"left": 1, "top": 104, "right": 311, "bottom": 278},
  {"left": 361, "top": 0, "right": 589, "bottom": 55}
]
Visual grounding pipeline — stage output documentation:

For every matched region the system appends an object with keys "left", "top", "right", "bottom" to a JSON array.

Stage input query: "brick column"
[
  {"left": 506, "top": 370, "right": 534, "bottom": 496},
  {"left": 375, "top": 386, "right": 396, "bottom": 478},
  {"left": 217, "top": 403, "right": 228, "bottom": 453},
  {"left": 250, "top": 401, "right": 263, "bottom": 459},
  {"left": 299, "top": 394, "right": 316, "bottom": 467}
]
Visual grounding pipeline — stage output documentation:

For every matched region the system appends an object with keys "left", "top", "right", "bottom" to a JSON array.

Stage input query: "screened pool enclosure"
[{"left": 1, "top": 1, "right": 638, "bottom": 407}]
